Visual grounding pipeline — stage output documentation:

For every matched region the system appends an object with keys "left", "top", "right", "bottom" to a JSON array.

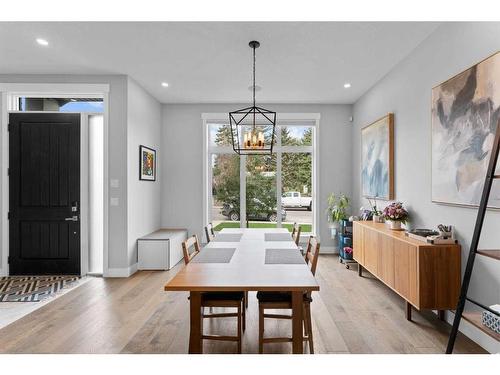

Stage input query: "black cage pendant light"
[{"left": 229, "top": 41, "right": 276, "bottom": 155}]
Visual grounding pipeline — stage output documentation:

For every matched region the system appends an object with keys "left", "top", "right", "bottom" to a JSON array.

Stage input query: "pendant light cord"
[
  {"left": 253, "top": 43, "right": 256, "bottom": 108},
  {"left": 252, "top": 44, "right": 256, "bottom": 131}
]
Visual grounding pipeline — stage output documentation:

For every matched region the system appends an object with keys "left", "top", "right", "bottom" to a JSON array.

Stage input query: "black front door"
[{"left": 9, "top": 113, "right": 81, "bottom": 275}]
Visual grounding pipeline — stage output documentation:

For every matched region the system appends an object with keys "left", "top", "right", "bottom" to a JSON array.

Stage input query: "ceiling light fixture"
[
  {"left": 161, "top": 82, "right": 169, "bottom": 87},
  {"left": 36, "top": 38, "right": 49, "bottom": 46},
  {"left": 229, "top": 41, "right": 276, "bottom": 155},
  {"left": 344, "top": 83, "right": 351, "bottom": 88}
]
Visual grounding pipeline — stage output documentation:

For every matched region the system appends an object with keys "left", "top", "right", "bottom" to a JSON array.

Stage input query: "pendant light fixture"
[{"left": 229, "top": 41, "right": 276, "bottom": 155}]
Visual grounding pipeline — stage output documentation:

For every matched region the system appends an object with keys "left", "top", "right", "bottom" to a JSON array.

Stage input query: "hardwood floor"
[{"left": 0, "top": 255, "right": 486, "bottom": 354}]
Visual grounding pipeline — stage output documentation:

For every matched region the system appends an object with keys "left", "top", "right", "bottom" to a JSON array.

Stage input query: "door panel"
[
  {"left": 378, "top": 234, "right": 395, "bottom": 288},
  {"left": 9, "top": 113, "right": 81, "bottom": 275},
  {"left": 363, "top": 228, "right": 379, "bottom": 274},
  {"left": 394, "top": 241, "right": 418, "bottom": 306}
]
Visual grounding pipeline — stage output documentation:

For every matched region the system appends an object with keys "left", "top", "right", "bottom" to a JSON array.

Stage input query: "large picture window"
[{"left": 205, "top": 115, "right": 318, "bottom": 235}]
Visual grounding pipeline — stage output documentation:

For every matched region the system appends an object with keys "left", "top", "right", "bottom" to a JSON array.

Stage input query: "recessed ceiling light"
[
  {"left": 36, "top": 38, "right": 49, "bottom": 46},
  {"left": 344, "top": 83, "right": 351, "bottom": 88},
  {"left": 161, "top": 82, "right": 169, "bottom": 87}
]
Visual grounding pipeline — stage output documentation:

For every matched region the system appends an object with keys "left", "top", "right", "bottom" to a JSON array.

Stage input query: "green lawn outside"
[{"left": 213, "top": 221, "right": 312, "bottom": 233}]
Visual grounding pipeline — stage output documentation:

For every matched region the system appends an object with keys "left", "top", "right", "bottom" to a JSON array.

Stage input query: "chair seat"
[
  {"left": 256, "top": 291, "right": 312, "bottom": 303},
  {"left": 202, "top": 291, "right": 244, "bottom": 302}
]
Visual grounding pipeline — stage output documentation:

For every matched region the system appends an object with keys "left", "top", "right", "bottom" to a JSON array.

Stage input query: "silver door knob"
[{"left": 65, "top": 216, "right": 79, "bottom": 221}]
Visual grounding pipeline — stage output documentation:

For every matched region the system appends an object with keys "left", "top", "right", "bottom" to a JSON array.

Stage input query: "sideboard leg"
[
  {"left": 405, "top": 301, "right": 412, "bottom": 321},
  {"left": 438, "top": 310, "right": 445, "bottom": 321},
  {"left": 358, "top": 264, "right": 363, "bottom": 277}
]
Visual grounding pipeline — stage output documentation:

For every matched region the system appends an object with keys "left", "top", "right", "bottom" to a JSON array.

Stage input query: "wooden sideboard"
[{"left": 353, "top": 221, "right": 461, "bottom": 320}]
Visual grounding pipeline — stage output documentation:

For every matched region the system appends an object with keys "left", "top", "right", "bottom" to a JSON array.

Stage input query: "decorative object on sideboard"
[
  {"left": 382, "top": 201, "right": 408, "bottom": 230},
  {"left": 361, "top": 113, "right": 394, "bottom": 200},
  {"left": 139, "top": 145, "right": 156, "bottom": 181},
  {"left": 482, "top": 304, "right": 500, "bottom": 334},
  {"left": 326, "top": 193, "right": 350, "bottom": 238},
  {"left": 432, "top": 51, "right": 500, "bottom": 208},
  {"left": 405, "top": 226, "right": 458, "bottom": 244},
  {"left": 367, "top": 197, "right": 384, "bottom": 223}
]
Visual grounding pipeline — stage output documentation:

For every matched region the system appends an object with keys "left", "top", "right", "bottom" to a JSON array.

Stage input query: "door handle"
[{"left": 65, "top": 216, "right": 79, "bottom": 222}]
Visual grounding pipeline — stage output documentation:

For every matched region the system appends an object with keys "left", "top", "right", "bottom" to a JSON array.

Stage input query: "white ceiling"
[{"left": 0, "top": 22, "right": 440, "bottom": 104}]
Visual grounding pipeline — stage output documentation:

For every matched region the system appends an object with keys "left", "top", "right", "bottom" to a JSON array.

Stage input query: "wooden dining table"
[{"left": 164, "top": 228, "right": 320, "bottom": 354}]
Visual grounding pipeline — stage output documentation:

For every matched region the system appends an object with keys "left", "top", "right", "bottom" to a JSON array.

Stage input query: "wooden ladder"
[{"left": 446, "top": 119, "right": 500, "bottom": 353}]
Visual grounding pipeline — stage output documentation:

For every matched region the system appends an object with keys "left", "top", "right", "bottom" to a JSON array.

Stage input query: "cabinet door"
[
  {"left": 394, "top": 241, "right": 418, "bottom": 306},
  {"left": 378, "top": 234, "right": 395, "bottom": 288},
  {"left": 363, "top": 228, "right": 379, "bottom": 274},
  {"left": 353, "top": 223, "right": 364, "bottom": 264}
]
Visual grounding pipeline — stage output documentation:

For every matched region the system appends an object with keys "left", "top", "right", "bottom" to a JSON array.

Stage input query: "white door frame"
[
  {"left": 0, "top": 83, "right": 110, "bottom": 276},
  {"left": 201, "top": 112, "right": 320, "bottom": 240}
]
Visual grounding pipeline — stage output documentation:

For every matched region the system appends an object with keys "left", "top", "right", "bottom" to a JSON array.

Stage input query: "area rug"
[{"left": 0, "top": 275, "right": 81, "bottom": 302}]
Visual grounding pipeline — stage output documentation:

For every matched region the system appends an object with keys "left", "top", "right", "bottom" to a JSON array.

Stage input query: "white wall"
[
  {"left": 0, "top": 74, "right": 129, "bottom": 274},
  {"left": 352, "top": 22, "right": 500, "bottom": 353},
  {"left": 127, "top": 77, "right": 162, "bottom": 268},
  {"left": 161, "top": 103, "right": 352, "bottom": 250}
]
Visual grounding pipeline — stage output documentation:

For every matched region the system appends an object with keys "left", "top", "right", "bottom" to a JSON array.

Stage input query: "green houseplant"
[{"left": 326, "top": 193, "right": 350, "bottom": 235}]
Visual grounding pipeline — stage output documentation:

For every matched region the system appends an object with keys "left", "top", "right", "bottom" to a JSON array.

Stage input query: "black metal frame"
[
  {"left": 229, "top": 40, "right": 276, "bottom": 155},
  {"left": 229, "top": 106, "right": 276, "bottom": 155},
  {"left": 139, "top": 145, "right": 157, "bottom": 181},
  {"left": 446, "top": 119, "right": 500, "bottom": 353}
]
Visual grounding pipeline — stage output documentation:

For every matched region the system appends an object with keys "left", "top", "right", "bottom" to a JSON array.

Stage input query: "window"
[
  {"left": 205, "top": 116, "right": 317, "bottom": 235},
  {"left": 15, "top": 97, "right": 104, "bottom": 113}
]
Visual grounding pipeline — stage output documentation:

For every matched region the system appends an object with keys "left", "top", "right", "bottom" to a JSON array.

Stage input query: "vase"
[
  {"left": 372, "top": 215, "right": 382, "bottom": 223},
  {"left": 387, "top": 220, "right": 402, "bottom": 230}
]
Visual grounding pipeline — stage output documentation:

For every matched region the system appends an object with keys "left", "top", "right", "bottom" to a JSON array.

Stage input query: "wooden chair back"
[
  {"left": 304, "top": 236, "right": 320, "bottom": 276},
  {"left": 205, "top": 223, "right": 215, "bottom": 243},
  {"left": 182, "top": 235, "right": 201, "bottom": 265},
  {"left": 291, "top": 222, "right": 301, "bottom": 246}
]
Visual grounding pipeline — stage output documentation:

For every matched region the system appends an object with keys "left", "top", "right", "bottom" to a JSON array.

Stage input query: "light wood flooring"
[{"left": 0, "top": 255, "right": 486, "bottom": 354}]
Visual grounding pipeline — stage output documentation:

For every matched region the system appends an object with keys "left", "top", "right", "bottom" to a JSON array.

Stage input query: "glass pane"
[
  {"left": 281, "top": 126, "right": 313, "bottom": 146},
  {"left": 209, "top": 123, "right": 233, "bottom": 147},
  {"left": 245, "top": 154, "right": 279, "bottom": 228},
  {"left": 211, "top": 154, "right": 240, "bottom": 231},
  {"left": 281, "top": 152, "right": 313, "bottom": 233},
  {"left": 19, "top": 97, "right": 103, "bottom": 112}
]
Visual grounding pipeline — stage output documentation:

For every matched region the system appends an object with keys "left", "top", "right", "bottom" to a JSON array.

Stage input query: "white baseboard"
[
  {"left": 0, "top": 267, "right": 6, "bottom": 277},
  {"left": 320, "top": 246, "right": 338, "bottom": 254},
  {"left": 105, "top": 263, "right": 138, "bottom": 278}
]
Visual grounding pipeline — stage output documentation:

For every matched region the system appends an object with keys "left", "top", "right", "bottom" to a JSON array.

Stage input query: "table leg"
[
  {"left": 291, "top": 291, "right": 304, "bottom": 354},
  {"left": 189, "top": 291, "right": 203, "bottom": 354}
]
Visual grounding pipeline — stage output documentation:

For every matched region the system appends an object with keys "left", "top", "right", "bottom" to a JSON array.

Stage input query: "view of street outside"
[
  {"left": 209, "top": 123, "right": 313, "bottom": 233},
  {"left": 211, "top": 205, "right": 312, "bottom": 232}
]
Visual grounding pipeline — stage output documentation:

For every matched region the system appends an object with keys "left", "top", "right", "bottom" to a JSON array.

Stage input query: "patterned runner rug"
[{"left": 0, "top": 275, "right": 81, "bottom": 302}]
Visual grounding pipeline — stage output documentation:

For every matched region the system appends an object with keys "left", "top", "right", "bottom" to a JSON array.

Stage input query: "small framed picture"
[{"left": 139, "top": 145, "right": 156, "bottom": 181}]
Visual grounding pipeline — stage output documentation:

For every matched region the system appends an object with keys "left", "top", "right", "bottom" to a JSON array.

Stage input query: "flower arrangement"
[{"left": 382, "top": 202, "right": 409, "bottom": 223}]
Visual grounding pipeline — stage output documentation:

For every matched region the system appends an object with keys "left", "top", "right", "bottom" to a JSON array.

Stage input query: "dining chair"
[
  {"left": 257, "top": 235, "right": 320, "bottom": 354},
  {"left": 181, "top": 235, "right": 246, "bottom": 353},
  {"left": 291, "top": 222, "right": 303, "bottom": 253},
  {"left": 205, "top": 223, "right": 215, "bottom": 243}
]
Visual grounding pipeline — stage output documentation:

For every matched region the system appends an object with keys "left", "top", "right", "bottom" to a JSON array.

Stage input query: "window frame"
[{"left": 202, "top": 113, "right": 320, "bottom": 238}]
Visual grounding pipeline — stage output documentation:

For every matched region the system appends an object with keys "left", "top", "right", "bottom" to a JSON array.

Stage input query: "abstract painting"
[
  {"left": 139, "top": 145, "right": 156, "bottom": 181},
  {"left": 361, "top": 113, "right": 394, "bottom": 200},
  {"left": 432, "top": 52, "right": 500, "bottom": 208}
]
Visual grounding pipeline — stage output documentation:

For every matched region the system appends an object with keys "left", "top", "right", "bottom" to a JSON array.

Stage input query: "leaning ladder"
[{"left": 446, "top": 119, "right": 500, "bottom": 353}]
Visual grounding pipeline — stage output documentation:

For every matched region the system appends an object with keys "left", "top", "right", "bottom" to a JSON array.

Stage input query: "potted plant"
[
  {"left": 382, "top": 202, "right": 409, "bottom": 230},
  {"left": 367, "top": 198, "right": 383, "bottom": 223},
  {"left": 326, "top": 193, "right": 350, "bottom": 237}
]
